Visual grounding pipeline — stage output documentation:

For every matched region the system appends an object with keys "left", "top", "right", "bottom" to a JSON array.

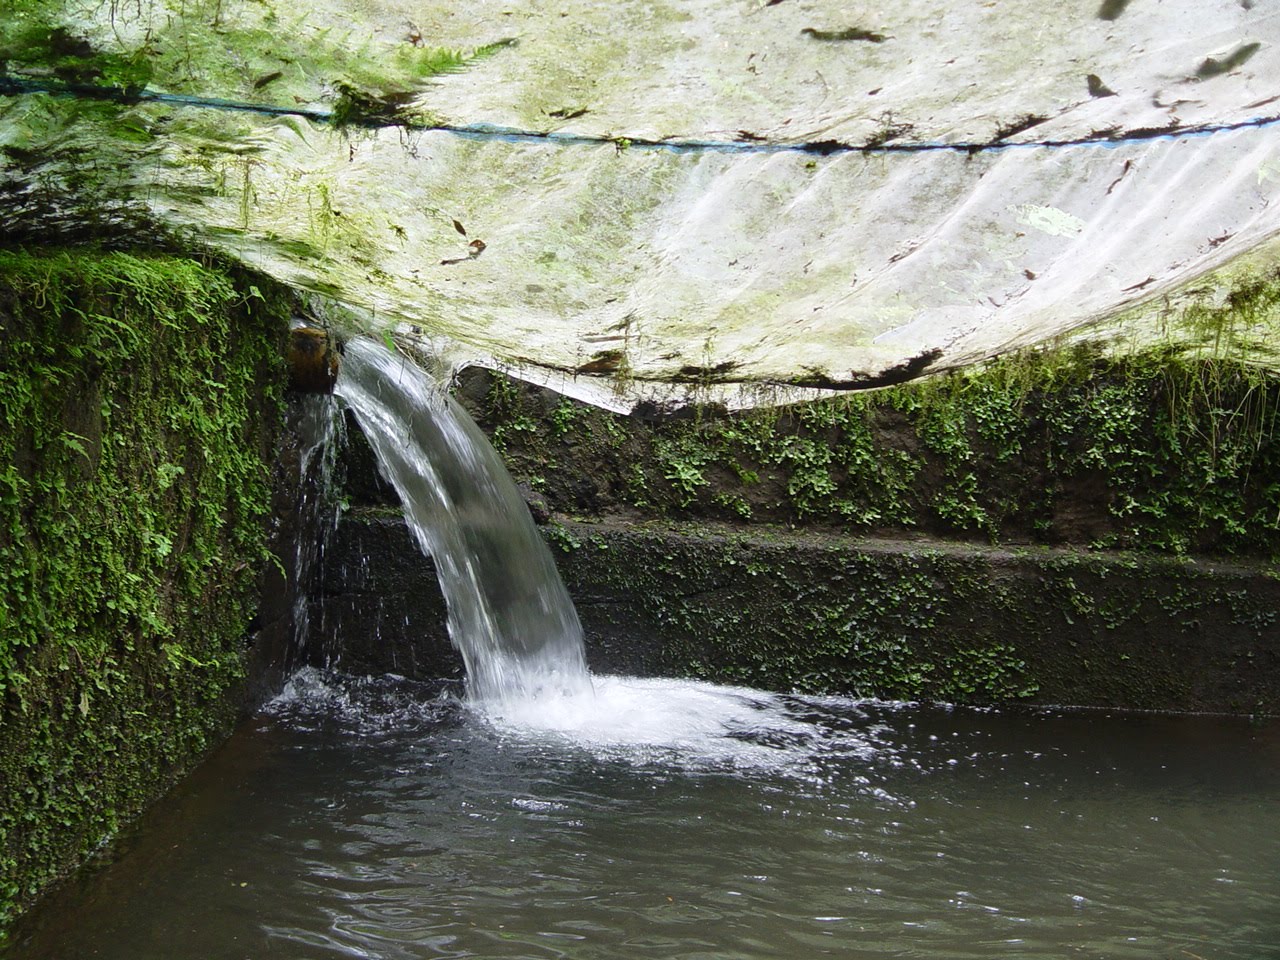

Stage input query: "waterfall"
[{"left": 333, "top": 336, "right": 592, "bottom": 705}]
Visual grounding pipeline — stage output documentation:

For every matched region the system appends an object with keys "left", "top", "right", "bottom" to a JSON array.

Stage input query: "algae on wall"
[
  {"left": 0, "top": 247, "right": 291, "bottom": 931},
  {"left": 461, "top": 344, "right": 1280, "bottom": 561},
  {"left": 541, "top": 520, "right": 1280, "bottom": 714}
]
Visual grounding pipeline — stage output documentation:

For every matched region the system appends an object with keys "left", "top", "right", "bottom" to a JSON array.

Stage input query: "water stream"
[
  {"left": 333, "top": 337, "right": 590, "bottom": 706},
  {"left": 4, "top": 338, "right": 1278, "bottom": 958}
]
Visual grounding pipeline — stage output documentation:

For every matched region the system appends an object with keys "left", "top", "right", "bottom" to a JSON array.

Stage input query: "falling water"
[
  {"left": 287, "top": 391, "right": 346, "bottom": 665},
  {"left": 333, "top": 336, "right": 591, "bottom": 705}
]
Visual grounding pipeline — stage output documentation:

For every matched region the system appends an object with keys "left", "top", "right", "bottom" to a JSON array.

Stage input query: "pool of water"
[{"left": 7, "top": 669, "right": 1279, "bottom": 959}]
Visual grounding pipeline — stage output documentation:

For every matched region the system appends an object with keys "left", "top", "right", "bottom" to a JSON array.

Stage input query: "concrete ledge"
[{"left": 318, "top": 510, "right": 1280, "bottom": 715}]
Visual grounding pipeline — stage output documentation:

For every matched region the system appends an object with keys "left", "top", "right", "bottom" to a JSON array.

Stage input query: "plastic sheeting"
[{"left": 2, "top": 0, "right": 1279, "bottom": 407}]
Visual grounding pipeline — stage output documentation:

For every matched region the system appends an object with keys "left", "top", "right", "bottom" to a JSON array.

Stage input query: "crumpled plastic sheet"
[{"left": 2, "top": 0, "right": 1278, "bottom": 407}]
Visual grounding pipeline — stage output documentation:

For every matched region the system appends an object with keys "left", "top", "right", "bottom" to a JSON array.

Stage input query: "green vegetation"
[
  {"left": 0, "top": 0, "right": 518, "bottom": 260},
  {"left": 0, "top": 247, "right": 290, "bottom": 931},
  {"left": 545, "top": 520, "right": 1277, "bottom": 713},
  {"left": 0, "top": 0, "right": 513, "bottom": 117},
  {"left": 470, "top": 344, "right": 1280, "bottom": 561}
]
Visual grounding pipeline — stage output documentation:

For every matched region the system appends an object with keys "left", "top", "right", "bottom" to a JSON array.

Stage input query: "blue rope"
[{"left": 3, "top": 75, "right": 1278, "bottom": 155}]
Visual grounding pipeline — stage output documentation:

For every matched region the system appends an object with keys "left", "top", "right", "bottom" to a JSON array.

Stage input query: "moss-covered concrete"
[
  {"left": 551, "top": 520, "right": 1280, "bottom": 712},
  {"left": 0, "top": 247, "right": 294, "bottom": 932},
  {"left": 458, "top": 346, "right": 1280, "bottom": 559},
  {"left": 320, "top": 509, "right": 1280, "bottom": 715}
]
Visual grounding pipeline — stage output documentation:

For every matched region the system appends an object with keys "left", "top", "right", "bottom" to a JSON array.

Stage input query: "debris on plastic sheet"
[
  {"left": 441, "top": 238, "right": 487, "bottom": 266},
  {"left": 2, "top": 0, "right": 1278, "bottom": 407}
]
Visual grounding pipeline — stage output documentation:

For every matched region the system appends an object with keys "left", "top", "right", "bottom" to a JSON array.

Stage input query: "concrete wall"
[
  {"left": 0, "top": 249, "right": 300, "bottom": 930},
  {"left": 308, "top": 356, "right": 1280, "bottom": 716},
  {"left": 317, "top": 509, "right": 1280, "bottom": 715}
]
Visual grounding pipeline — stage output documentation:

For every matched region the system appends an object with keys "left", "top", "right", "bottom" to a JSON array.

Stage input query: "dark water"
[{"left": 6, "top": 670, "right": 1279, "bottom": 960}]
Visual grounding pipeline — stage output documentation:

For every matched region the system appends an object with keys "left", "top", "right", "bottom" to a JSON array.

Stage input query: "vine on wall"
[{"left": 467, "top": 343, "right": 1280, "bottom": 561}]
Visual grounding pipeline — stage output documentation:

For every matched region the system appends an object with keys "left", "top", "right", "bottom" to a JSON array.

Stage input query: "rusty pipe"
[{"left": 287, "top": 327, "right": 340, "bottom": 394}]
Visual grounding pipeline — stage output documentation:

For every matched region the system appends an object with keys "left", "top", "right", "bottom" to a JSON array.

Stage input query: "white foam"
[
  {"left": 266, "top": 667, "right": 455, "bottom": 734},
  {"left": 269, "top": 669, "right": 900, "bottom": 784},
  {"left": 472, "top": 674, "right": 879, "bottom": 775}
]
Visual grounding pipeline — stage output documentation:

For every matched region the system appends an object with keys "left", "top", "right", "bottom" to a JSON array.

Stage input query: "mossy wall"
[
  {"left": 0, "top": 247, "right": 291, "bottom": 930},
  {"left": 547, "top": 521, "right": 1280, "bottom": 714},
  {"left": 317, "top": 509, "right": 1280, "bottom": 716},
  {"left": 459, "top": 346, "right": 1280, "bottom": 560}
]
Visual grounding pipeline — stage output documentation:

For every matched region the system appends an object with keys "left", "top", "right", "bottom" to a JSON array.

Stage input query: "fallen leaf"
[
  {"left": 801, "top": 26, "right": 888, "bottom": 42},
  {"left": 1122, "top": 276, "right": 1156, "bottom": 292},
  {"left": 1086, "top": 74, "right": 1117, "bottom": 98}
]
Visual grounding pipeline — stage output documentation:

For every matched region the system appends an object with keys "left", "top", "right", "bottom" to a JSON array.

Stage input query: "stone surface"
[
  {"left": 307, "top": 512, "right": 460, "bottom": 681},
  {"left": 322, "top": 509, "right": 1280, "bottom": 714}
]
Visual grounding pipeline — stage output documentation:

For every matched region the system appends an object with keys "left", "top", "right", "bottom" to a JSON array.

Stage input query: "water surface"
[{"left": 7, "top": 670, "right": 1278, "bottom": 959}]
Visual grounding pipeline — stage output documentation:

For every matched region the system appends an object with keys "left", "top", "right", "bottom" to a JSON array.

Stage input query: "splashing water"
[
  {"left": 332, "top": 336, "right": 872, "bottom": 774},
  {"left": 334, "top": 337, "right": 591, "bottom": 705}
]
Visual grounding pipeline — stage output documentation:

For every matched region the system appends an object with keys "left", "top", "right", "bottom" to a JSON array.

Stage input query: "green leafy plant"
[{"left": 0, "top": 247, "right": 290, "bottom": 931}]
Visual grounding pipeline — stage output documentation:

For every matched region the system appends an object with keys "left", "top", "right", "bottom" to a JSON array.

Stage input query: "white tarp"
[{"left": 2, "top": 0, "right": 1278, "bottom": 406}]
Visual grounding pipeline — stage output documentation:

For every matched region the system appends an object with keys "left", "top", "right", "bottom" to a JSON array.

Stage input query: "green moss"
[
  {"left": 547, "top": 525, "right": 1047, "bottom": 701},
  {"left": 547, "top": 520, "right": 1277, "bottom": 713},
  {"left": 0, "top": 246, "right": 290, "bottom": 932},
  {"left": 0, "top": 1, "right": 512, "bottom": 117},
  {"left": 470, "top": 345, "right": 1280, "bottom": 560}
]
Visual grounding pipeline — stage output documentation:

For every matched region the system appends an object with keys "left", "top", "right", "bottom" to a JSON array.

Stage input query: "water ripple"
[{"left": 7, "top": 671, "right": 1278, "bottom": 960}]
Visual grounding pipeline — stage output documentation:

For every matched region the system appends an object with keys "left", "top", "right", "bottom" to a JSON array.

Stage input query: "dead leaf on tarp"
[
  {"left": 801, "top": 26, "right": 888, "bottom": 42},
  {"left": 576, "top": 349, "right": 624, "bottom": 374},
  {"left": 1087, "top": 73, "right": 1117, "bottom": 97},
  {"left": 440, "top": 238, "right": 487, "bottom": 266},
  {"left": 1122, "top": 276, "right": 1156, "bottom": 292}
]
